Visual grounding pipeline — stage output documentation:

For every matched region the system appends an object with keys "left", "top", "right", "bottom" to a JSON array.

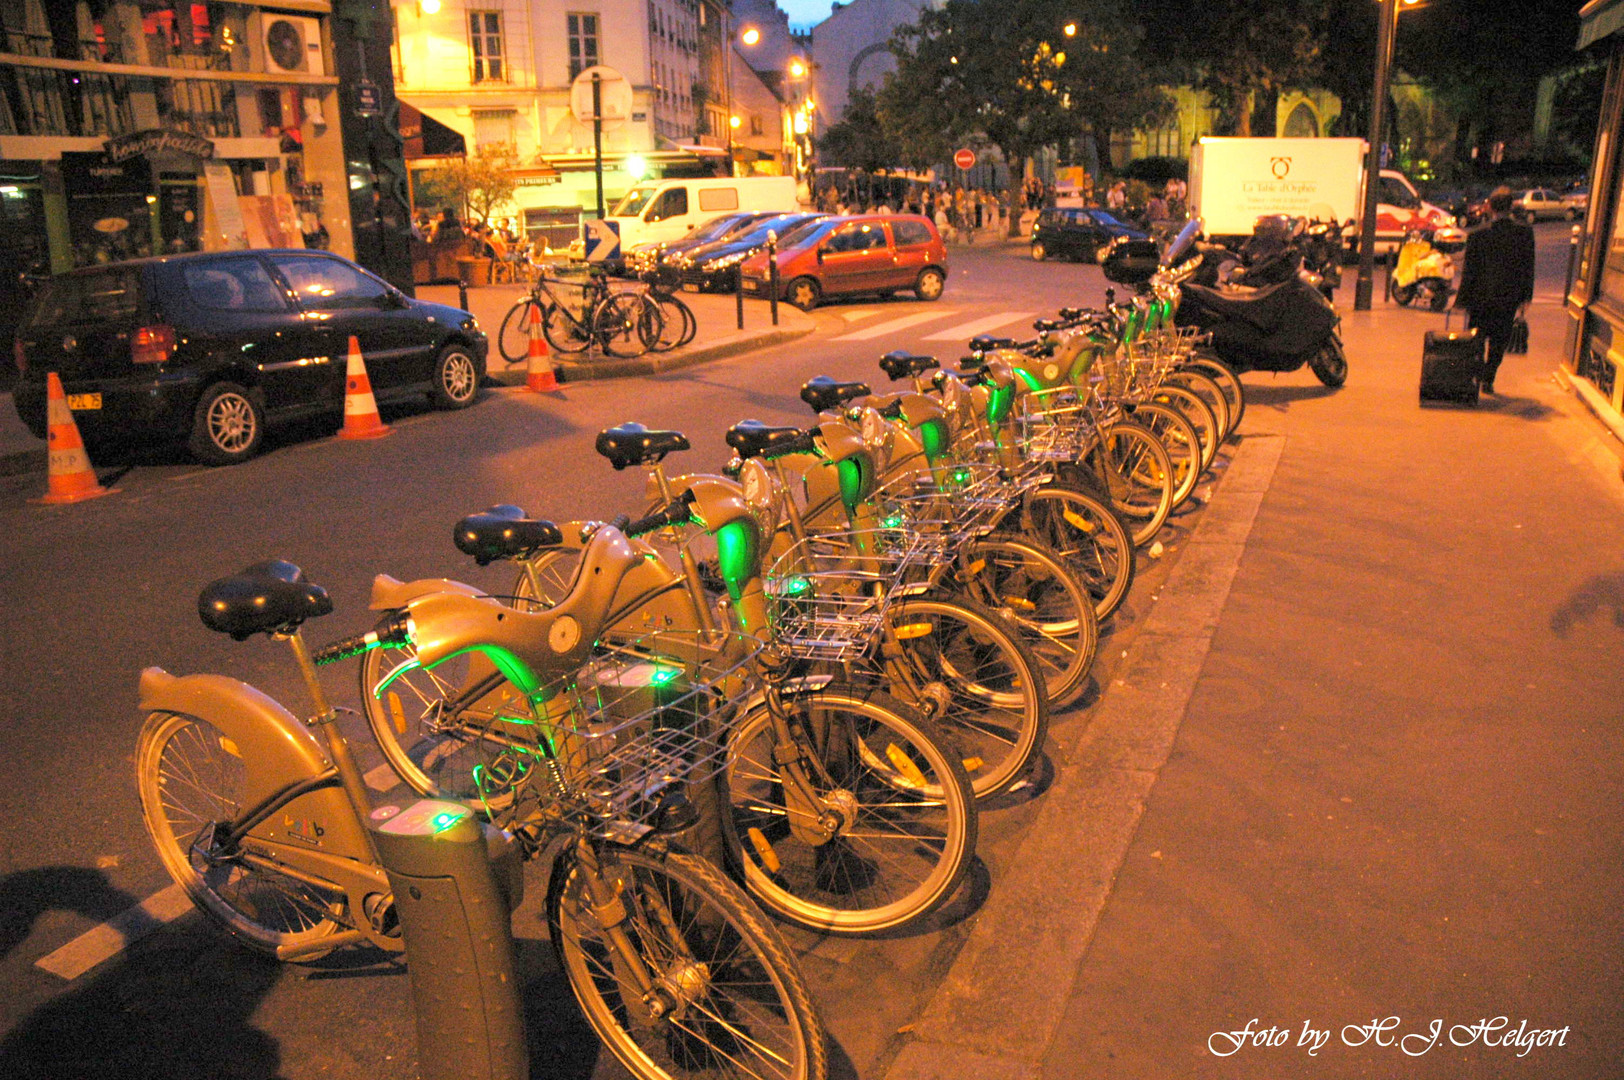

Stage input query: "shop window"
[
  {"left": 567, "top": 13, "right": 599, "bottom": 79},
  {"left": 184, "top": 258, "right": 287, "bottom": 312},
  {"left": 469, "top": 11, "right": 504, "bottom": 83}
]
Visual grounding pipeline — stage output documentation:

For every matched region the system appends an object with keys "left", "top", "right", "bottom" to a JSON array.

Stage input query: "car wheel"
[
  {"left": 188, "top": 381, "right": 264, "bottom": 466},
  {"left": 787, "top": 276, "right": 820, "bottom": 311},
  {"left": 1095, "top": 243, "right": 1114, "bottom": 264},
  {"left": 915, "top": 267, "right": 946, "bottom": 301},
  {"left": 430, "top": 343, "right": 481, "bottom": 409},
  {"left": 1031, "top": 242, "right": 1046, "bottom": 261},
  {"left": 1567, "top": 208, "right": 1579, "bottom": 221}
]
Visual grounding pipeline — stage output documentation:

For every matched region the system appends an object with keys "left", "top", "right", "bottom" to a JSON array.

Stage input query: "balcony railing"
[{"left": 0, "top": 65, "right": 239, "bottom": 139}]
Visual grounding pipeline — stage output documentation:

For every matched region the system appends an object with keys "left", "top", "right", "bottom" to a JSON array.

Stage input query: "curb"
[
  {"left": 485, "top": 323, "right": 815, "bottom": 386},
  {"left": 1552, "top": 365, "right": 1624, "bottom": 471}
]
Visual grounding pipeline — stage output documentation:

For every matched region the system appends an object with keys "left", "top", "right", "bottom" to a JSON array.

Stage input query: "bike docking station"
[{"left": 369, "top": 799, "right": 528, "bottom": 1080}]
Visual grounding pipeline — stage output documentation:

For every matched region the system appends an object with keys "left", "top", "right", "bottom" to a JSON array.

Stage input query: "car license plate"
[
  {"left": 683, "top": 283, "right": 700, "bottom": 292},
  {"left": 67, "top": 393, "right": 102, "bottom": 410}
]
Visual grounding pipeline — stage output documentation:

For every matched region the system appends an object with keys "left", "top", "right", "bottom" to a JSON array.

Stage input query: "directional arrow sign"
[{"left": 583, "top": 218, "right": 620, "bottom": 263}]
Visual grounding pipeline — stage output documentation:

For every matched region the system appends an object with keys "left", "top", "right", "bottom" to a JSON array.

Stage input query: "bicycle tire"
[
  {"left": 548, "top": 843, "right": 828, "bottom": 1080},
  {"left": 593, "top": 293, "right": 652, "bottom": 358},
  {"left": 954, "top": 536, "right": 1097, "bottom": 708},
  {"left": 358, "top": 645, "right": 537, "bottom": 809},
  {"left": 137, "top": 710, "right": 346, "bottom": 958},
  {"left": 1162, "top": 367, "right": 1232, "bottom": 445},
  {"left": 1088, "top": 420, "right": 1175, "bottom": 546},
  {"left": 720, "top": 686, "right": 975, "bottom": 934},
  {"left": 649, "top": 293, "right": 692, "bottom": 353},
  {"left": 498, "top": 297, "right": 540, "bottom": 363},
  {"left": 1183, "top": 352, "right": 1245, "bottom": 436},
  {"left": 1149, "top": 382, "right": 1220, "bottom": 473},
  {"left": 874, "top": 594, "right": 1048, "bottom": 800},
  {"left": 544, "top": 302, "right": 593, "bottom": 354},
  {"left": 1127, "top": 401, "right": 1201, "bottom": 510},
  {"left": 671, "top": 293, "right": 698, "bottom": 347},
  {"left": 1003, "top": 479, "right": 1136, "bottom": 621}
]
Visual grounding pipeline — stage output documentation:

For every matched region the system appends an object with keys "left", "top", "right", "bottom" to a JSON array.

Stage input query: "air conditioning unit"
[{"left": 261, "top": 15, "right": 324, "bottom": 76}]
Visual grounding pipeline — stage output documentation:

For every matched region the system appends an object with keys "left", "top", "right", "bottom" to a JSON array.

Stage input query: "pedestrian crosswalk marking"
[
  {"left": 832, "top": 310, "right": 959, "bottom": 342},
  {"left": 34, "top": 883, "right": 193, "bottom": 980},
  {"left": 840, "top": 309, "right": 886, "bottom": 322},
  {"left": 921, "top": 312, "right": 1035, "bottom": 342}
]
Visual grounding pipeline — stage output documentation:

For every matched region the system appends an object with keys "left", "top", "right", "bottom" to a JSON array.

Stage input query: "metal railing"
[{"left": 0, "top": 65, "right": 238, "bottom": 139}]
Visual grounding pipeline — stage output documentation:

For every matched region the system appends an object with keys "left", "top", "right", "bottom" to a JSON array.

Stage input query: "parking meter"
[{"left": 370, "top": 799, "right": 528, "bottom": 1080}]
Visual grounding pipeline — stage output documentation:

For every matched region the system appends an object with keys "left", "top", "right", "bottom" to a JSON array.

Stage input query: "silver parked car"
[{"left": 1511, "top": 188, "right": 1568, "bottom": 222}]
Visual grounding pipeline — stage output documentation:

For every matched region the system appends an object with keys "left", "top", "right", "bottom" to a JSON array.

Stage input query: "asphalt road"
[{"left": 0, "top": 224, "right": 1586, "bottom": 1080}]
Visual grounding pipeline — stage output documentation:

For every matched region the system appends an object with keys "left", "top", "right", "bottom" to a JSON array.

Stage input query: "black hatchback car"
[
  {"left": 1030, "top": 208, "right": 1149, "bottom": 263},
  {"left": 673, "top": 213, "right": 825, "bottom": 291},
  {"left": 12, "top": 250, "right": 487, "bottom": 464}
]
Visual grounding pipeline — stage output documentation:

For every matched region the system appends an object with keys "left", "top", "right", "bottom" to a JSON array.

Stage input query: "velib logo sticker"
[{"left": 1271, "top": 157, "right": 1292, "bottom": 179}]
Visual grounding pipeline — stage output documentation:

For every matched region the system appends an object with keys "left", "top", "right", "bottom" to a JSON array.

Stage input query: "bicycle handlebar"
[
  {"left": 312, "top": 610, "right": 414, "bottom": 666},
  {"left": 623, "top": 491, "right": 695, "bottom": 537}
]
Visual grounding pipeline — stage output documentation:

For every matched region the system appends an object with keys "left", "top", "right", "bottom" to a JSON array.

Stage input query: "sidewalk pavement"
[
  {"left": 883, "top": 299, "right": 1624, "bottom": 1079},
  {"left": 0, "top": 284, "right": 813, "bottom": 476},
  {"left": 416, "top": 281, "right": 815, "bottom": 385}
]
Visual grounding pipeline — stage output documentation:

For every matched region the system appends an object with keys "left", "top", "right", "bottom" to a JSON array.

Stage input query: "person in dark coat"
[{"left": 1454, "top": 187, "right": 1536, "bottom": 394}]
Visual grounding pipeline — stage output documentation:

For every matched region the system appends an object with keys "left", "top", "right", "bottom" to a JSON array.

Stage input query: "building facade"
[{"left": 0, "top": 0, "right": 365, "bottom": 288}]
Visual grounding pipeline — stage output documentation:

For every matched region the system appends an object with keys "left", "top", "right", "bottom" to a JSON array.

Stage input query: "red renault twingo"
[{"left": 739, "top": 214, "right": 948, "bottom": 310}]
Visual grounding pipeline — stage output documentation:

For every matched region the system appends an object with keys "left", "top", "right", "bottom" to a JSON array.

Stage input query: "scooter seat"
[
  {"left": 1181, "top": 280, "right": 1297, "bottom": 332},
  {"left": 199, "top": 560, "right": 333, "bottom": 640},
  {"left": 595, "top": 422, "right": 690, "bottom": 470},
  {"left": 725, "top": 419, "right": 816, "bottom": 459},
  {"left": 800, "top": 375, "right": 872, "bottom": 413},
  {"left": 454, "top": 505, "right": 563, "bottom": 566}
]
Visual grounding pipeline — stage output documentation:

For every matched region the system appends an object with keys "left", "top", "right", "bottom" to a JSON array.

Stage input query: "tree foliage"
[
  {"left": 877, "top": 0, "right": 1167, "bottom": 227},
  {"left": 432, "top": 143, "right": 519, "bottom": 224},
  {"left": 816, "top": 88, "right": 896, "bottom": 173}
]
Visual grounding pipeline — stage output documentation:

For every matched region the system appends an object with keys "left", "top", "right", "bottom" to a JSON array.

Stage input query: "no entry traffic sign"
[{"left": 954, "top": 148, "right": 976, "bottom": 170}]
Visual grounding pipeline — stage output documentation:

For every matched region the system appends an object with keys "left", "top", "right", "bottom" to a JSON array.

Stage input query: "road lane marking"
[
  {"left": 840, "top": 309, "right": 886, "bottom": 322},
  {"left": 921, "top": 312, "right": 1035, "bottom": 342},
  {"left": 831, "top": 310, "right": 957, "bottom": 342},
  {"left": 35, "top": 883, "right": 193, "bottom": 980}
]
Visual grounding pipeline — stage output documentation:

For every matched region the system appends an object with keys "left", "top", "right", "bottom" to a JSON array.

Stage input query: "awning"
[
  {"left": 1579, "top": 0, "right": 1624, "bottom": 49},
  {"left": 397, "top": 102, "right": 467, "bottom": 159}
]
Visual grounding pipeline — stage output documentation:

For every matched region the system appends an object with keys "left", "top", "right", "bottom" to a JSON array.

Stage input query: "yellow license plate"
[
  {"left": 67, "top": 393, "right": 102, "bottom": 410},
  {"left": 682, "top": 283, "right": 700, "bottom": 292}
]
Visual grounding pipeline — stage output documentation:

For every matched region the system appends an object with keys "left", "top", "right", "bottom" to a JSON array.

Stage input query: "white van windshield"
[{"left": 613, "top": 185, "right": 660, "bottom": 217}]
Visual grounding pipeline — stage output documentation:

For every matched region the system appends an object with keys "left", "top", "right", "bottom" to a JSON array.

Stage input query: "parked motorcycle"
[{"left": 1388, "top": 226, "right": 1464, "bottom": 311}]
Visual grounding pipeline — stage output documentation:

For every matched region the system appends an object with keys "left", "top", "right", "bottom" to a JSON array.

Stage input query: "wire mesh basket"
[
  {"left": 869, "top": 461, "right": 1031, "bottom": 551},
  {"left": 482, "top": 630, "right": 760, "bottom": 840},
  {"left": 763, "top": 527, "right": 929, "bottom": 661}
]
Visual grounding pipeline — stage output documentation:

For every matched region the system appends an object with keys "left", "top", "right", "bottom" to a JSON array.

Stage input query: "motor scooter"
[{"left": 1388, "top": 226, "right": 1465, "bottom": 310}]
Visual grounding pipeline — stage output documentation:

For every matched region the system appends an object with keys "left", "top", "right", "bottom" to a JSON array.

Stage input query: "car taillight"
[
  {"left": 132, "top": 324, "right": 175, "bottom": 365},
  {"left": 12, "top": 338, "right": 24, "bottom": 375}
]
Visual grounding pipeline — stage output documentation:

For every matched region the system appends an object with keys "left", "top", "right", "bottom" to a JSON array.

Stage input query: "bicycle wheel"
[
  {"left": 650, "top": 293, "right": 693, "bottom": 353},
  {"left": 672, "top": 294, "right": 698, "bottom": 347},
  {"left": 1009, "top": 481, "right": 1137, "bottom": 622},
  {"left": 1163, "top": 367, "right": 1232, "bottom": 444},
  {"left": 955, "top": 537, "right": 1097, "bottom": 708},
  {"left": 1183, "top": 352, "right": 1245, "bottom": 436},
  {"left": 1127, "top": 401, "right": 1200, "bottom": 510},
  {"left": 498, "top": 297, "right": 540, "bottom": 363},
  {"left": 877, "top": 595, "right": 1048, "bottom": 800},
  {"left": 1089, "top": 421, "right": 1174, "bottom": 546},
  {"left": 1150, "top": 382, "right": 1220, "bottom": 473},
  {"left": 358, "top": 645, "right": 538, "bottom": 807},
  {"left": 544, "top": 302, "right": 593, "bottom": 354},
  {"left": 594, "top": 293, "right": 653, "bottom": 358},
  {"left": 136, "top": 711, "right": 345, "bottom": 957},
  {"left": 721, "top": 687, "right": 975, "bottom": 934},
  {"left": 549, "top": 844, "right": 828, "bottom": 1080}
]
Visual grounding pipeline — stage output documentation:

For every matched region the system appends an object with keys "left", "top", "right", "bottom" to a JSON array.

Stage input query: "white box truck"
[
  {"left": 609, "top": 175, "right": 799, "bottom": 250},
  {"left": 1189, "top": 136, "right": 1454, "bottom": 247}
]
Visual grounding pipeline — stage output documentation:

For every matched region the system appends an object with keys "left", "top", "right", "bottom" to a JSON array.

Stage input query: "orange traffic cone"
[
  {"left": 35, "top": 371, "right": 115, "bottom": 504},
  {"left": 525, "top": 303, "right": 559, "bottom": 392},
  {"left": 338, "top": 335, "right": 391, "bottom": 440}
]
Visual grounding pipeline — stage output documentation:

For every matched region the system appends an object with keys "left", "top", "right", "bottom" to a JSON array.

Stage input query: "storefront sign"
[
  {"left": 204, "top": 162, "right": 248, "bottom": 248},
  {"left": 355, "top": 80, "right": 382, "bottom": 117},
  {"left": 104, "top": 129, "right": 216, "bottom": 162},
  {"left": 516, "top": 175, "right": 562, "bottom": 187}
]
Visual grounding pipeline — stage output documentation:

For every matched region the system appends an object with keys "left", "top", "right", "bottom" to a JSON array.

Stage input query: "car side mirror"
[
  {"left": 380, "top": 289, "right": 407, "bottom": 309},
  {"left": 816, "top": 247, "right": 825, "bottom": 264}
]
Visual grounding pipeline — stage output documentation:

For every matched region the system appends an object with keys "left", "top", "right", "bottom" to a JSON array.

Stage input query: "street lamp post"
[{"left": 1354, "top": 0, "right": 1400, "bottom": 311}]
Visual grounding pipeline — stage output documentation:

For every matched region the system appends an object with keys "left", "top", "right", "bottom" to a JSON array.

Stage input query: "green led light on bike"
[
  {"left": 919, "top": 418, "right": 948, "bottom": 462},
  {"left": 781, "top": 575, "right": 812, "bottom": 595},
  {"left": 431, "top": 810, "right": 466, "bottom": 832},
  {"left": 882, "top": 512, "right": 905, "bottom": 529},
  {"left": 952, "top": 466, "right": 972, "bottom": 484},
  {"left": 715, "top": 519, "right": 760, "bottom": 602},
  {"left": 836, "top": 457, "right": 868, "bottom": 516},
  {"left": 1014, "top": 368, "right": 1042, "bottom": 393},
  {"left": 986, "top": 383, "right": 1014, "bottom": 426},
  {"left": 649, "top": 665, "right": 681, "bottom": 686}
]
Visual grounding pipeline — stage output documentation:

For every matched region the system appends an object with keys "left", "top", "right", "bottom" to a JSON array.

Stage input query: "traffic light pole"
[{"left": 592, "top": 72, "right": 605, "bottom": 219}]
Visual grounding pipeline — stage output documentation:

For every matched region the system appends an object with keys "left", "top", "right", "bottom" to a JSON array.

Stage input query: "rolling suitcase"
[{"left": 1420, "top": 311, "right": 1482, "bottom": 405}]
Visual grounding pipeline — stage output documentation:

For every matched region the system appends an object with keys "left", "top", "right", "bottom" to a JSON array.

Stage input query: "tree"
[
  {"left": 1134, "top": 0, "right": 1327, "bottom": 136},
  {"left": 433, "top": 143, "right": 519, "bottom": 225},
  {"left": 816, "top": 87, "right": 895, "bottom": 173},
  {"left": 879, "top": 0, "right": 1167, "bottom": 234}
]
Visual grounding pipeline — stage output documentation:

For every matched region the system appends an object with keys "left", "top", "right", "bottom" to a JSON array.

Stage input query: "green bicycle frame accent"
[
  {"left": 715, "top": 518, "right": 761, "bottom": 602},
  {"left": 919, "top": 417, "right": 949, "bottom": 463},
  {"left": 986, "top": 381, "right": 1015, "bottom": 427},
  {"left": 836, "top": 456, "right": 868, "bottom": 518}
]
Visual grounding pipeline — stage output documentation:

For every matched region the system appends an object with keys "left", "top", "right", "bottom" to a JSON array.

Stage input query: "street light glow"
[
  {"left": 419, "top": 0, "right": 440, "bottom": 13},
  {"left": 789, "top": 59, "right": 806, "bottom": 78},
  {"left": 1063, "top": 22, "right": 1076, "bottom": 36},
  {"left": 626, "top": 153, "right": 647, "bottom": 179},
  {"left": 730, "top": 114, "right": 741, "bottom": 129},
  {"left": 741, "top": 26, "right": 760, "bottom": 45},
  {"left": 793, "top": 114, "right": 808, "bottom": 135}
]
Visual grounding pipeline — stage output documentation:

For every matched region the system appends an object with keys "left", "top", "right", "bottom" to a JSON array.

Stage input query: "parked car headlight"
[{"left": 703, "top": 251, "right": 750, "bottom": 271}]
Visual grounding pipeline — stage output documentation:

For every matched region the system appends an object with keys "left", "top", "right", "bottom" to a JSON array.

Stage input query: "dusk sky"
[{"left": 777, "top": 0, "right": 832, "bottom": 30}]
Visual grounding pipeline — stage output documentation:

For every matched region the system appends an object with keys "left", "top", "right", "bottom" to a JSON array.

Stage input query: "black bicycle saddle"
[
  {"left": 454, "top": 504, "right": 564, "bottom": 566},
  {"left": 595, "top": 422, "right": 691, "bottom": 471},
  {"left": 198, "top": 560, "right": 333, "bottom": 640},
  {"left": 878, "top": 350, "right": 938, "bottom": 381},
  {"left": 800, "top": 375, "right": 872, "bottom": 413},
  {"left": 725, "top": 420, "right": 815, "bottom": 459}
]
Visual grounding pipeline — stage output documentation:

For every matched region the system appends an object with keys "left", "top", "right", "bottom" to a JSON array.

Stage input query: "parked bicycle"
[{"left": 497, "top": 266, "right": 661, "bottom": 360}]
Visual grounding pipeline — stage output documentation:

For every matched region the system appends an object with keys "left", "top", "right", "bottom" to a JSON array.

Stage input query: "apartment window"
[
  {"left": 469, "top": 10, "right": 504, "bottom": 83},
  {"left": 472, "top": 108, "right": 515, "bottom": 148},
  {"left": 567, "top": 13, "right": 599, "bottom": 79}
]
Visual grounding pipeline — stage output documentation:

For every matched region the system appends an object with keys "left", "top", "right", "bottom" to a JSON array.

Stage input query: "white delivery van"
[
  {"left": 610, "top": 175, "right": 799, "bottom": 250},
  {"left": 1189, "top": 137, "right": 1453, "bottom": 249}
]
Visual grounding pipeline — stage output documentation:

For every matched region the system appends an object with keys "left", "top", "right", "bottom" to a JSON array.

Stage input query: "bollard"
[
  {"left": 371, "top": 799, "right": 527, "bottom": 1080},
  {"left": 767, "top": 231, "right": 779, "bottom": 326},
  {"left": 736, "top": 265, "right": 745, "bottom": 330},
  {"left": 458, "top": 278, "right": 470, "bottom": 313},
  {"left": 1566, "top": 223, "right": 1582, "bottom": 299}
]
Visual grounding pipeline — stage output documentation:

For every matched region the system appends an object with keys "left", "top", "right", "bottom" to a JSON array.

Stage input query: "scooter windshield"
[{"left": 1163, "top": 218, "right": 1203, "bottom": 266}]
